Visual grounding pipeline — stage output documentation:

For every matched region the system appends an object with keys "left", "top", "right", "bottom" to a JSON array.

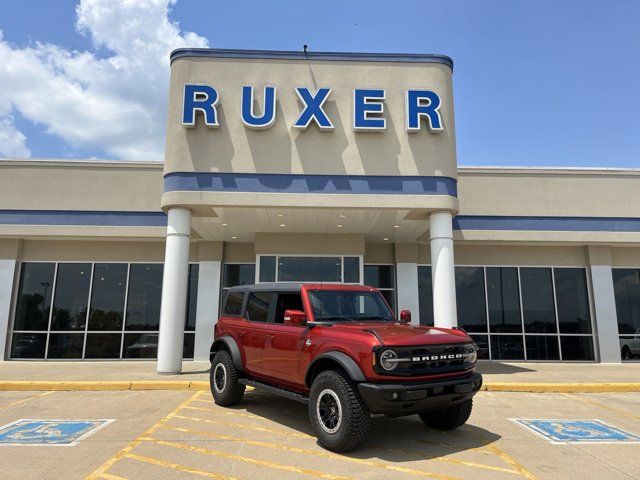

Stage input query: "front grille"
[{"left": 375, "top": 342, "right": 475, "bottom": 376}]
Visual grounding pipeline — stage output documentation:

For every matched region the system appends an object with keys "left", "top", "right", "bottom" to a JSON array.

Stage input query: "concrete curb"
[{"left": 1, "top": 381, "right": 640, "bottom": 393}]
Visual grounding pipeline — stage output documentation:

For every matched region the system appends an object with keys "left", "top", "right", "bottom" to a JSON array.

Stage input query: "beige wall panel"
[
  {"left": 20, "top": 240, "right": 167, "bottom": 262},
  {"left": 453, "top": 244, "right": 587, "bottom": 266},
  {"left": 394, "top": 243, "right": 420, "bottom": 263},
  {"left": 418, "top": 244, "right": 431, "bottom": 263},
  {"left": 612, "top": 247, "right": 640, "bottom": 267},
  {"left": 0, "top": 239, "right": 20, "bottom": 260},
  {"left": 458, "top": 169, "right": 640, "bottom": 217},
  {"left": 165, "top": 57, "right": 457, "bottom": 178},
  {"left": 454, "top": 230, "right": 640, "bottom": 244},
  {"left": 0, "top": 226, "right": 166, "bottom": 238},
  {"left": 364, "top": 243, "right": 394, "bottom": 263},
  {"left": 223, "top": 243, "right": 255, "bottom": 263},
  {"left": 587, "top": 245, "right": 613, "bottom": 266},
  {"left": 198, "top": 241, "right": 223, "bottom": 261},
  {"left": 0, "top": 161, "right": 163, "bottom": 211},
  {"left": 255, "top": 233, "right": 364, "bottom": 255}
]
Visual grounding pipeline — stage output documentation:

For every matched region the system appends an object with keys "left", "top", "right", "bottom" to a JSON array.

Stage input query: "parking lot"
[{"left": 0, "top": 388, "right": 639, "bottom": 480}]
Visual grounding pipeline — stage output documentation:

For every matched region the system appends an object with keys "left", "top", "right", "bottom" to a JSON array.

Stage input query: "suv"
[{"left": 209, "top": 283, "right": 482, "bottom": 452}]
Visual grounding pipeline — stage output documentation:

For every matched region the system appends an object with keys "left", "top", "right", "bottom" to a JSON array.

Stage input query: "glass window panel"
[
  {"left": 13, "top": 263, "right": 55, "bottom": 331},
  {"left": 223, "top": 291, "right": 244, "bottom": 316},
  {"left": 259, "top": 256, "right": 276, "bottom": 282},
  {"left": 183, "top": 333, "right": 195, "bottom": 359},
  {"left": 490, "top": 335, "right": 525, "bottom": 360},
  {"left": 84, "top": 333, "right": 122, "bottom": 359},
  {"left": 470, "top": 334, "right": 489, "bottom": 359},
  {"left": 50, "top": 263, "right": 91, "bottom": 331},
  {"left": 278, "top": 257, "right": 341, "bottom": 282},
  {"left": 418, "top": 266, "right": 434, "bottom": 326},
  {"left": 223, "top": 264, "right": 255, "bottom": 288},
  {"left": 455, "top": 267, "right": 487, "bottom": 332},
  {"left": 343, "top": 257, "right": 360, "bottom": 283},
  {"left": 123, "top": 333, "right": 158, "bottom": 359},
  {"left": 487, "top": 267, "right": 522, "bottom": 333},
  {"left": 246, "top": 292, "right": 272, "bottom": 322},
  {"left": 88, "top": 264, "right": 127, "bottom": 331},
  {"left": 47, "top": 333, "right": 84, "bottom": 359},
  {"left": 274, "top": 293, "right": 304, "bottom": 324},
  {"left": 560, "top": 336, "right": 595, "bottom": 361},
  {"left": 620, "top": 335, "right": 640, "bottom": 361},
  {"left": 520, "top": 268, "right": 557, "bottom": 333},
  {"left": 10, "top": 333, "right": 46, "bottom": 359},
  {"left": 555, "top": 268, "right": 592, "bottom": 334},
  {"left": 613, "top": 269, "right": 640, "bottom": 335},
  {"left": 380, "top": 290, "right": 396, "bottom": 313},
  {"left": 525, "top": 335, "right": 560, "bottom": 360},
  {"left": 364, "top": 265, "right": 394, "bottom": 289},
  {"left": 185, "top": 264, "right": 199, "bottom": 331},
  {"left": 125, "top": 264, "right": 163, "bottom": 331}
]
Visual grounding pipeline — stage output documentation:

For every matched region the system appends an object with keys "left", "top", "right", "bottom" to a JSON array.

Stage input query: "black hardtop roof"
[{"left": 227, "top": 283, "right": 303, "bottom": 293}]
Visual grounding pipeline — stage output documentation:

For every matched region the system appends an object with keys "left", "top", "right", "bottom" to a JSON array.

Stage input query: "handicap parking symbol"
[
  {"left": 0, "top": 419, "right": 114, "bottom": 446},
  {"left": 513, "top": 419, "right": 640, "bottom": 444}
]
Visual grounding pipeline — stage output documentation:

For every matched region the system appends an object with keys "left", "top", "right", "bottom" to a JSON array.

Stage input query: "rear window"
[
  {"left": 223, "top": 291, "right": 245, "bottom": 316},
  {"left": 246, "top": 292, "right": 272, "bottom": 322}
]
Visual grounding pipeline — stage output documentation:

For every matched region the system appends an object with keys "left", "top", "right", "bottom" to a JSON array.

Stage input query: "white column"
[
  {"left": 193, "top": 260, "right": 222, "bottom": 361},
  {"left": 396, "top": 263, "right": 420, "bottom": 325},
  {"left": 429, "top": 211, "right": 457, "bottom": 328},
  {"left": 590, "top": 265, "right": 622, "bottom": 363},
  {"left": 157, "top": 207, "right": 192, "bottom": 374},
  {"left": 0, "top": 259, "right": 17, "bottom": 360}
]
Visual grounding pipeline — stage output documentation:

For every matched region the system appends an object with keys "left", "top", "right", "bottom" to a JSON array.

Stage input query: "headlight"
[
  {"left": 379, "top": 349, "right": 399, "bottom": 371},
  {"left": 463, "top": 344, "right": 478, "bottom": 363}
]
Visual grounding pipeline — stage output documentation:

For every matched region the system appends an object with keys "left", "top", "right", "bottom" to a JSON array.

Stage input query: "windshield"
[{"left": 308, "top": 290, "right": 395, "bottom": 322}]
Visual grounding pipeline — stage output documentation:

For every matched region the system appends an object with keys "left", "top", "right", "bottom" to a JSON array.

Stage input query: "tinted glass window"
[
  {"left": 47, "top": 333, "right": 84, "bottom": 359},
  {"left": 418, "top": 266, "right": 434, "bottom": 326},
  {"left": 259, "top": 256, "right": 276, "bottom": 282},
  {"left": 560, "top": 336, "right": 595, "bottom": 361},
  {"left": 50, "top": 263, "right": 91, "bottom": 331},
  {"left": 84, "top": 333, "right": 122, "bottom": 358},
  {"left": 308, "top": 290, "right": 393, "bottom": 322},
  {"left": 343, "top": 257, "right": 360, "bottom": 283},
  {"left": 123, "top": 333, "right": 158, "bottom": 358},
  {"left": 278, "top": 257, "right": 341, "bottom": 282},
  {"left": 554, "top": 268, "right": 591, "bottom": 334},
  {"left": 125, "top": 264, "right": 163, "bottom": 331},
  {"left": 183, "top": 333, "right": 195, "bottom": 359},
  {"left": 223, "top": 264, "right": 255, "bottom": 287},
  {"left": 88, "top": 264, "right": 127, "bottom": 331},
  {"left": 455, "top": 267, "right": 487, "bottom": 332},
  {"left": 490, "top": 335, "right": 525, "bottom": 360},
  {"left": 13, "top": 263, "right": 55, "bottom": 331},
  {"left": 470, "top": 335, "right": 489, "bottom": 359},
  {"left": 613, "top": 269, "right": 640, "bottom": 335},
  {"left": 274, "top": 293, "right": 304, "bottom": 324},
  {"left": 364, "top": 265, "right": 394, "bottom": 289},
  {"left": 521, "top": 268, "right": 557, "bottom": 333},
  {"left": 526, "top": 335, "right": 560, "bottom": 360},
  {"left": 224, "top": 291, "right": 245, "bottom": 316},
  {"left": 185, "top": 264, "right": 199, "bottom": 331},
  {"left": 487, "top": 267, "right": 522, "bottom": 333},
  {"left": 246, "top": 292, "right": 272, "bottom": 322},
  {"left": 10, "top": 332, "right": 46, "bottom": 359}
]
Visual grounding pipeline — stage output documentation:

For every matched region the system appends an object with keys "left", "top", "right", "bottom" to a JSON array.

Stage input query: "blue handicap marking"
[
  {"left": 0, "top": 419, "right": 114, "bottom": 446},
  {"left": 514, "top": 419, "right": 640, "bottom": 443}
]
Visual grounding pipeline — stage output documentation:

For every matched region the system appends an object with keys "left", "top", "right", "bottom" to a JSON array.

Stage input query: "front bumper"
[{"left": 357, "top": 372, "right": 483, "bottom": 415}]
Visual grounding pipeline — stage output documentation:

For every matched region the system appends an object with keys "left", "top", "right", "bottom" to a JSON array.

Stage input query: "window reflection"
[
  {"left": 51, "top": 263, "right": 91, "bottom": 331},
  {"left": 487, "top": 267, "right": 522, "bottom": 333},
  {"left": 125, "top": 264, "right": 163, "bottom": 331},
  {"left": 613, "top": 269, "right": 640, "bottom": 362},
  {"left": 417, "top": 266, "right": 433, "bottom": 326},
  {"left": 88, "top": 264, "right": 127, "bottom": 331},
  {"left": 13, "top": 263, "right": 55, "bottom": 331},
  {"left": 455, "top": 267, "right": 487, "bottom": 332},
  {"left": 278, "top": 257, "right": 341, "bottom": 282},
  {"left": 521, "top": 268, "right": 557, "bottom": 334}
]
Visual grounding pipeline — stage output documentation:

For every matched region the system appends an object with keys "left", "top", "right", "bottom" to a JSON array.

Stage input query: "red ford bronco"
[{"left": 210, "top": 283, "right": 482, "bottom": 452}]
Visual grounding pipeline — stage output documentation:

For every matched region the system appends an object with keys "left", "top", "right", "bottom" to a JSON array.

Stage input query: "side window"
[
  {"left": 274, "top": 293, "right": 304, "bottom": 324},
  {"left": 223, "top": 291, "right": 245, "bottom": 316},
  {"left": 246, "top": 292, "right": 272, "bottom": 322}
]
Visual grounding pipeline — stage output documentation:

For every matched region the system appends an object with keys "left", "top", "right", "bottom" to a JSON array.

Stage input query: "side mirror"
[
  {"left": 284, "top": 309, "right": 307, "bottom": 327},
  {"left": 400, "top": 310, "right": 411, "bottom": 325}
]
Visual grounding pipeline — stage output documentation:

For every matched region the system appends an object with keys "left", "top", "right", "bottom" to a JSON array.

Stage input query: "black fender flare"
[
  {"left": 305, "top": 351, "right": 367, "bottom": 386},
  {"left": 210, "top": 335, "right": 243, "bottom": 372}
]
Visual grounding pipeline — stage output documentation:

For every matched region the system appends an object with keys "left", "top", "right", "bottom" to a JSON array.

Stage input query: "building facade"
[{"left": 1, "top": 49, "right": 639, "bottom": 370}]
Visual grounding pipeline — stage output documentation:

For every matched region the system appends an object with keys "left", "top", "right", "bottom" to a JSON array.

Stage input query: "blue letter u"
[{"left": 241, "top": 86, "right": 277, "bottom": 130}]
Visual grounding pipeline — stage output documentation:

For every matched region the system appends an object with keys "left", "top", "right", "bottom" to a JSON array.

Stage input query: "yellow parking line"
[
  {"left": 483, "top": 445, "right": 537, "bottom": 480},
  {"left": 96, "top": 473, "right": 128, "bottom": 480},
  {"left": 173, "top": 413, "right": 315, "bottom": 439},
  {"left": 158, "top": 425, "right": 462, "bottom": 480},
  {"left": 84, "top": 390, "right": 203, "bottom": 480},
  {"left": 124, "top": 453, "right": 236, "bottom": 479},
  {"left": 142, "top": 437, "right": 355, "bottom": 480},
  {"left": 0, "top": 391, "right": 53, "bottom": 410},
  {"left": 561, "top": 392, "right": 640, "bottom": 420}
]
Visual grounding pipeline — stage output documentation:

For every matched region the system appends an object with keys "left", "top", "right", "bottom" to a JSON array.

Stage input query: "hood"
[{"left": 329, "top": 322, "right": 470, "bottom": 347}]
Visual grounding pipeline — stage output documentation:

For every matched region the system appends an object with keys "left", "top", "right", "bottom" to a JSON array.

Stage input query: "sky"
[{"left": 0, "top": 0, "right": 638, "bottom": 167}]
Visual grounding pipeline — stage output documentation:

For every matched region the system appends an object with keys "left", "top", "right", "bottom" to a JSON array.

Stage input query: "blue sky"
[{"left": 0, "top": 0, "right": 638, "bottom": 167}]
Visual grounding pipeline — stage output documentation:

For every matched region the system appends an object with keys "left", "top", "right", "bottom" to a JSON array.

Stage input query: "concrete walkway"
[{"left": 0, "top": 360, "right": 638, "bottom": 391}]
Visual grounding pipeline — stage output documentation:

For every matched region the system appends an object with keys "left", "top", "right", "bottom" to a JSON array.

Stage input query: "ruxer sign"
[{"left": 182, "top": 85, "right": 444, "bottom": 133}]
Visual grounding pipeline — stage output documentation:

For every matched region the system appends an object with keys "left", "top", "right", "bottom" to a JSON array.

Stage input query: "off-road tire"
[
  {"left": 419, "top": 398, "right": 473, "bottom": 430},
  {"left": 308, "top": 370, "right": 371, "bottom": 452},
  {"left": 622, "top": 346, "right": 632, "bottom": 361},
  {"left": 210, "top": 350, "right": 245, "bottom": 406}
]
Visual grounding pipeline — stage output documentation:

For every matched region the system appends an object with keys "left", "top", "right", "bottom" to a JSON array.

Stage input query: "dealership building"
[{"left": 0, "top": 48, "right": 639, "bottom": 371}]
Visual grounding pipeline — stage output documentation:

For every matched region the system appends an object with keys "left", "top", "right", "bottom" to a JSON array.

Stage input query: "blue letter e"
[
  {"left": 353, "top": 89, "right": 386, "bottom": 131},
  {"left": 406, "top": 90, "right": 443, "bottom": 133},
  {"left": 182, "top": 85, "right": 220, "bottom": 128}
]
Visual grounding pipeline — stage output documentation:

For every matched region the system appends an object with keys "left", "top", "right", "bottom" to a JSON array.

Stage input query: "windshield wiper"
[{"left": 354, "top": 315, "right": 392, "bottom": 321}]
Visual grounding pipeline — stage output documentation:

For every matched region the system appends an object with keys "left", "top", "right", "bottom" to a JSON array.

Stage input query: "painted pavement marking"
[
  {"left": 0, "top": 418, "right": 114, "bottom": 446},
  {"left": 512, "top": 418, "right": 640, "bottom": 444},
  {"left": 561, "top": 393, "right": 640, "bottom": 421},
  {"left": 0, "top": 391, "right": 54, "bottom": 411}
]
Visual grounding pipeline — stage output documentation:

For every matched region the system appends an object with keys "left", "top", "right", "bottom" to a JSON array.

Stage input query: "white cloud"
[{"left": 0, "top": 0, "right": 208, "bottom": 160}]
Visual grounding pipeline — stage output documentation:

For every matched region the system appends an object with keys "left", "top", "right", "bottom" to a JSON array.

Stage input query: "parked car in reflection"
[
  {"left": 620, "top": 329, "right": 640, "bottom": 360},
  {"left": 125, "top": 334, "right": 158, "bottom": 358}
]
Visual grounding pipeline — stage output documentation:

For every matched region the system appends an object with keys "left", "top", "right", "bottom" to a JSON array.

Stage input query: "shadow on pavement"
[{"left": 476, "top": 361, "right": 535, "bottom": 375}]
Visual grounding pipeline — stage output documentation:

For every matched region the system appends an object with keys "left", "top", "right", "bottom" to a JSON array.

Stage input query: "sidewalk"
[{"left": 0, "top": 360, "right": 638, "bottom": 392}]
